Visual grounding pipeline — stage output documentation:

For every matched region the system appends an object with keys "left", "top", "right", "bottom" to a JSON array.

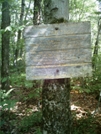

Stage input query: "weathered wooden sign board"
[{"left": 24, "top": 22, "right": 92, "bottom": 80}]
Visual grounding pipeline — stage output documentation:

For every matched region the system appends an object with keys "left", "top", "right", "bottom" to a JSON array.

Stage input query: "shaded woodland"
[{"left": 0, "top": 0, "right": 101, "bottom": 134}]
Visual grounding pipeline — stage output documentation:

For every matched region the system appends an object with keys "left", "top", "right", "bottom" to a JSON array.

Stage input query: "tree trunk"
[
  {"left": 93, "top": 19, "right": 101, "bottom": 56},
  {"left": 24, "top": 0, "right": 32, "bottom": 22},
  {"left": 43, "top": 0, "right": 69, "bottom": 24},
  {"left": 42, "top": 0, "right": 71, "bottom": 134},
  {"left": 1, "top": 1, "right": 10, "bottom": 90},
  {"left": 15, "top": 0, "right": 25, "bottom": 62},
  {"left": 33, "top": 0, "right": 41, "bottom": 25},
  {"left": 42, "top": 79, "right": 71, "bottom": 134},
  {"left": 93, "top": 19, "right": 101, "bottom": 69}
]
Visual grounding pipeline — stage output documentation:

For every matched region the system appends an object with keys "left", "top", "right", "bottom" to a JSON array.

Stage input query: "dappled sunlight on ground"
[
  {"left": 71, "top": 90, "right": 101, "bottom": 116},
  {"left": 1, "top": 87, "right": 101, "bottom": 133}
]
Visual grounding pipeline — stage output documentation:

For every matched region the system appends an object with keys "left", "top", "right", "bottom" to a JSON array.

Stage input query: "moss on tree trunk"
[
  {"left": 42, "top": 0, "right": 71, "bottom": 133},
  {"left": 42, "top": 79, "right": 71, "bottom": 134}
]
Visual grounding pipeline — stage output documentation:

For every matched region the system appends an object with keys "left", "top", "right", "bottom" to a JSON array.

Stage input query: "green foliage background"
[{"left": 0, "top": 0, "right": 101, "bottom": 134}]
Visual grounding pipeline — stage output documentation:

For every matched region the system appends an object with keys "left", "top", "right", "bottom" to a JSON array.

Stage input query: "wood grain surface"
[{"left": 24, "top": 22, "right": 92, "bottom": 80}]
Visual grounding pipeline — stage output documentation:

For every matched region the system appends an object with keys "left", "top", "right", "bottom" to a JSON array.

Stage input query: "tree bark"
[
  {"left": 42, "top": 0, "right": 71, "bottom": 134},
  {"left": 42, "top": 79, "right": 71, "bottom": 134},
  {"left": 93, "top": 19, "right": 101, "bottom": 69},
  {"left": 93, "top": 19, "right": 101, "bottom": 56},
  {"left": 15, "top": 0, "right": 25, "bottom": 62},
  {"left": 24, "top": 0, "right": 32, "bottom": 22},
  {"left": 43, "top": 0, "right": 69, "bottom": 24},
  {"left": 1, "top": 1, "right": 10, "bottom": 90},
  {"left": 33, "top": 0, "right": 41, "bottom": 25}
]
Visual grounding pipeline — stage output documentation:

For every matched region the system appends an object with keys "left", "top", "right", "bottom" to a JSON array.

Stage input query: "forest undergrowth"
[{"left": 0, "top": 74, "right": 101, "bottom": 134}]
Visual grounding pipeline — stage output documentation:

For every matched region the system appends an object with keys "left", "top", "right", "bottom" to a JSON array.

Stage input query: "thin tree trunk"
[
  {"left": 1, "top": 1, "right": 10, "bottom": 90},
  {"left": 15, "top": 0, "right": 25, "bottom": 62},
  {"left": 24, "top": 0, "right": 32, "bottom": 22},
  {"left": 42, "top": 0, "right": 71, "bottom": 134},
  {"left": 93, "top": 18, "right": 101, "bottom": 69},
  {"left": 93, "top": 19, "right": 101, "bottom": 55},
  {"left": 33, "top": 0, "right": 41, "bottom": 25}
]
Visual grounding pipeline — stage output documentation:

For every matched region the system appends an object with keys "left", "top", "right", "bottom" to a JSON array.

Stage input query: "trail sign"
[{"left": 24, "top": 22, "right": 92, "bottom": 80}]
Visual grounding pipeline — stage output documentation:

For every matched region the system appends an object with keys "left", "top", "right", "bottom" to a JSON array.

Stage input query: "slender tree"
[
  {"left": 24, "top": 0, "right": 32, "bottom": 22},
  {"left": 93, "top": 18, "right": 101, "bottom": 55},
  {"left": 15, "top": 0, "right": 25, "bottom": 62},
  {"left": 42, "top": 0, "right": 71, "bottom": 134},
  {"left": 1, "top": 0, "right": 10, "bottom": 90},
  {"left": 93, "top": 18, "right": 101, "bottom": 69},
  {"left": 33, "top": 0, "right": 41, "bottom": 25}
]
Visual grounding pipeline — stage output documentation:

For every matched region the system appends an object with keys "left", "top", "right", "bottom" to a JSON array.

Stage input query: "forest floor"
[
  {"left": 1, "top": 85, "right": 101, "bottom": 134},
  {"left": 71, "top": 90, "right": 101, "bottom": 134}
]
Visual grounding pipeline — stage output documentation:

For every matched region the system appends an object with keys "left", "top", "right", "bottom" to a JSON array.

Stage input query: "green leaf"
[
  {"left": 1, "top": 77, "right": 8, "bottom": 83},
  {"left": 25, "top": 82, "right": 33, "bottom": 88},
  {"left": 18, "top": 25, "right": 25, "bottom": 31},
  {"left": 5, "top": 26, "right": 12, "bottom": 31},
  {"left": 5, "top": 88, "right": 14, "bottom": 97}
]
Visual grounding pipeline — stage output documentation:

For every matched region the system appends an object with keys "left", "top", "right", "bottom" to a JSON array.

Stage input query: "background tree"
[
  {"left": 1, "top": 0, "right": 10, "bottom": 90},
  {"left": 15, "top": 0, "right": 25, "bottom": 65},
  {"left": 33, "top": 0, "right": 42, "bottom": 25},
  {"left": 0, "top": 0, "right": 101, "bottom": 133}
]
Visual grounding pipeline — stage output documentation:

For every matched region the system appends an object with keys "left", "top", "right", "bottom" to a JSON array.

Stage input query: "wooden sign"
[{"left": 24, "top": 22, "right": 92, "bottom": 80}]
